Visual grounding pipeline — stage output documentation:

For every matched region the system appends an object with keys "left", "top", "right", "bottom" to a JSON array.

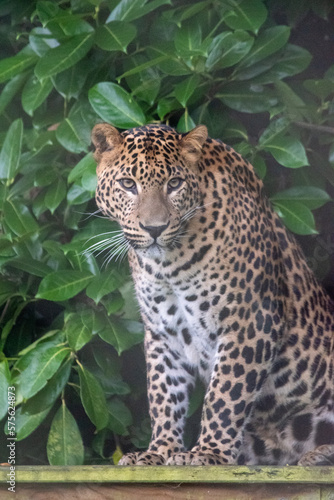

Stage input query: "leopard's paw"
[
  {"left": 118, "top": 451, "right": 166, "bottom": 466},
  {"left": 298, "top": 444, "right": 334, "bottom": 466},
  {"left": 167, "top": 451, "right": 229, "bottom": 466}
]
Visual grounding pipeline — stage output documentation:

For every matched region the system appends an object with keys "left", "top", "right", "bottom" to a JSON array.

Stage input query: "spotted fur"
[{"left": 92, "top": 123, "right": 334, "bottom": 466}]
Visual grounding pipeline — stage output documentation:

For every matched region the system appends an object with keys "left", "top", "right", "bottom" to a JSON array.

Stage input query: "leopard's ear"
[
  {"left": 91, "top": 123, "right": 122, "bottom": 161},
  {"left": 180, "top": 125, "right": 208, "bottom": 163}
]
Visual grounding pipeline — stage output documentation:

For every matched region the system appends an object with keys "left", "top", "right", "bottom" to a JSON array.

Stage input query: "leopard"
[{"left": 91, "top": 122, "right": 334, "bottom": 467}]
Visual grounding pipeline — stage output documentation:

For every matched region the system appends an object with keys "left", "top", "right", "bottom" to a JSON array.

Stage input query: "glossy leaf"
[
  {"left": 0, "top": 360, "right": 11, "bottom": 421},
  {"left": 29, "top": 27, "right": 60, "bottom": 57},
  {"left": 0, "top": 50, "right": 38, "bottom": 84},
  {"left": 56, "top": 115, "right": 90, "bottom": 154},
  {"left": 174, "top": 75, "right": 200, "bottom": 107},
  {"left": 7, "top": 257, "right": 52, "bottom": 278},
  {"left": 0, "top": 119, "right": 23, "bottom": 181},
  {"left": 273, "top": 200, "right": 317, "bottom": 235},
  {"left": 47, "top": 402, "right": 84, "bottom": 465},
  {"left": 86, "top": 272, "right": 124, "bottom": 304},
  {"left": 22, "top": 360, "right": 72, "bottom": 415},
  {"left": 21, "top": 75, "right": 53, "bottom": 116},
  {"left": 0, "top": 72, "right": 28, "bottom": 115},
  {"left": 98, "top": 318, "right": 144, "bottom": 356},
  {"left": 14, "top": 343, "right": 71, "bottom": 399},
  {"left": 45, "top": 177, "right": 67, "bottom": 214},
  {"left": 224, "top": 0, "right": 267, "bottom": 34},
  {"left": 258, "top": 117, "right": 290, "bottom": 146},
  {"left": 65, "top": 313, "right": 93, "bottom": 351},
  {"left": 95, "top": 21, "right": 136, "bottom": 52},
  {"left": 206, "top": 31, "right": 254, "bottom": 70},
  {"left": 174, "top": 22, "right": 207, "bottom": 57},
  {"left": 78, "top": 363, "right": 109, "bottom": 430},
  {"left": 108, "top": 398, "right": 133, "bottom": 435},
  {"left": 36, "top": 270, "right": 94, "bottom": 301},
  {"left": 89, "top": 82, "right": 146, "bottom": 128},
  {"left": 268, "top": 44, "right": 312, "bottom": 80},
  {"left": 14, "top": 406, "right": 52, "bottom": 441},
  {"left": 217, "top": 83, "right": 278, "bottom": 113},
  {"left": 107, "top": 0, "right": 171, "bottom": 22},
  {"left": 238, "top": 26, "right": 291, "bottom": 69},
  {"left": 263, "top": 136, "right": 309, "bottom": 168},
  {"left": 3, "top": 200, "right": 39, "bottom": 236},
  {"left": 35, "top": 33, "right": 94, "bottom": 79},
  {"left": 68, "top": 153, "right": 96, "bottom": 184},
  {"left": 177, "top": 112, "right": 196, "bottom": 133},
  {"left": 271, "top": 187, "right": 331, "bottom": 210},
  {"left": 52, "top": 62, "right": 87, "bottom": 99}
]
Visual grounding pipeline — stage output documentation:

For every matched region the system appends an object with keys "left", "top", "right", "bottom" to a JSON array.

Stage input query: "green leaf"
[
  {"left": 45, "top": 177, "right": 67, "bottom": 214},
  {"left": 29, "top": 27, "right": 60, "bottom": 57},
  {"left": 98, "top": 318, "right": 144, "bottom": 355},
  {"left": 0, "top": 360, "right": 11, "bottom": 421},
  {"left": 7, "top": 257, "right": 52, "bottom": 278},
  {"left": 14, "top": 344, "right": 71, "bottom": 399},
  {"left": 64, "top": 313, "right": 93, "bottom": 351},
  {"left": 95, "top": 21, "right": 136, "bottom": 52},
  {"left": 206, "top": 30, "right": 254, "bottom": 70},
  {"left": 269, "top": 44, "right": 312, "bottom": 80},
  {"left": 0, "top": 119, "right": 23, "bottom": 181},
  {"left": 174, "top": 22, "right": 205, "bottom": 57},
  {"left": 37, "top": 270, "right": 94, "bottom": 301},
  {"left": 0, "top": 50, "right": 38, "bottom": 84},
  {"left": 86, "top": 271, "right": 124, "bottom": 304},
  {"left": 52, "top": 62, "right": 87, "bottom": 99},
  {"left": 21, "top": 75, "right": 53, "bottom": 116},
  {"left": 108, "top": 398, "right": 133, "bottom": 435},
  {"left": 263, "top": 135, "right": 309, "bottom": 168},
  {"left": 68, "top": 153, "right": 96, "bottom": 184},
  {"left": 14, "top": 405, "right": 52, "bottom": 441},
  {"left": 56, "top": 112, "right": 90, "bottom": 154},
  {"left": 78, "top": 363, "right": 109, "bottom": 430},
  {"left": 217, "top": 83, "right": 277, "bottom": 113},
  {"left": 237, "top": 26, "right": 291, "bottom": 69},
  {"left": 177, "top": 111, "right": 196, "bottom": 133},
  {"left": 174, "top": 75, "right": 200, "bottom": 107},
  {"left": 107, "top": 0, "right": 171, "bottom": 22},
  {"left": 273, "top": 200, "right": 317, "bottom": 235},
  {"left": 224, "top": 0, "right": 267, "bottom": 34},
  {"left": 35, "top": 33, "right": 94, "bottom": 79},
  {"left": 67, "top": 184, "right": 92, "bottom": 205},
  {"left": 303, "top": 79, "right": 334, "bottom": 100},
  {"left": 89, "top": 82, "right": 145, "bottom": 128},
  {"left": 0, "top": 72, "right": 28, "bottom": 115},
  {"left": 258, "top": 117, "right": 290, "bottom": 147},
  {"left": 3, "top": 200, "right": 39, "bottom": 237},
  {"left": 22, "top": 359, "right": 72, "bottom": 415},
  {"left": 47, "top": 402, "right": 84, "bottom": 465},
  {"left": 271, "top": 187, "right": 331, "bottom": 210},
  {"left": 118, "top": 56, "right": 168, "bottom": 80}
]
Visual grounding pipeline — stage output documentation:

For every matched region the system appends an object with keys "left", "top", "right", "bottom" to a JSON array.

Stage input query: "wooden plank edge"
[{"left": 1, "top": 465, "right": 334, "bottom": 484}]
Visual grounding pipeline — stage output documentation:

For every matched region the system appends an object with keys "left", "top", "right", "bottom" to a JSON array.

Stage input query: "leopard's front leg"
[
  {"left": 119, "top": 330, "right": 196, "bottom": 466},
  {"left": 167, "top": 320, "right": 277, "bottom": 466}
]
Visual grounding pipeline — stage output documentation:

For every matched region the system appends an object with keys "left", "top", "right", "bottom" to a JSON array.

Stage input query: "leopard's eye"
[
  {"left": 119, "top": 178, "right": 137, "bottom": 192},
  {"left": 167, "top": 177, "right": 184, "bottom": 193}
]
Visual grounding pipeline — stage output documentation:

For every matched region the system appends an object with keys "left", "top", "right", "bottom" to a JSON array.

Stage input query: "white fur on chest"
[{"left": 136, "top": 276, "right": 219, "bottom": 383}]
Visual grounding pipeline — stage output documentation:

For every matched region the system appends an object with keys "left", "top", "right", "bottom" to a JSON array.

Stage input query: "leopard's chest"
[{"left": 134, "top": 272, "right": 219, "bottom": 382}]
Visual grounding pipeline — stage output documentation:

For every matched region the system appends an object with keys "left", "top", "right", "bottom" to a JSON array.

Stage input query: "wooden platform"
[{"left": 1, "top": 465, "right": 334, "bottom": 499}]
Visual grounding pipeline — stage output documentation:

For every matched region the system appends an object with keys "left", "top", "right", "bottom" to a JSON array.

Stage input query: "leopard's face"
[{"left": 92, "top": 123, "right": 207, "bottom": 253}]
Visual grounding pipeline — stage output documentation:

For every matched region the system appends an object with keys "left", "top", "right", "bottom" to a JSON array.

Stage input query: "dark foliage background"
[{"left": 0, "top": 0, "right": 333, "bottom": 465}]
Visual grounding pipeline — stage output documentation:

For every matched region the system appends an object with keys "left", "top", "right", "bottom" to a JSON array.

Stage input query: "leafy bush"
[{"left": 0, "top": 0, "right": 333, "bottom": 465}]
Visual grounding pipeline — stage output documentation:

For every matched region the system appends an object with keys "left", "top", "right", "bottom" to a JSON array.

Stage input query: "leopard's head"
[{"left": 91, "top": 123, "right": 207, "bottom": 254}]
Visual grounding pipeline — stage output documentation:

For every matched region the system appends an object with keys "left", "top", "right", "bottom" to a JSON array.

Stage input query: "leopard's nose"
[{"left": 139, "top": 222, "right": 169, "bottom": 240}]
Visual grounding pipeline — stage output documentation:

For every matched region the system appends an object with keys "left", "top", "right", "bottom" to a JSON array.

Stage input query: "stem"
[{"left": 293, "top": 121, "right": 334, "bottom": 135}]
